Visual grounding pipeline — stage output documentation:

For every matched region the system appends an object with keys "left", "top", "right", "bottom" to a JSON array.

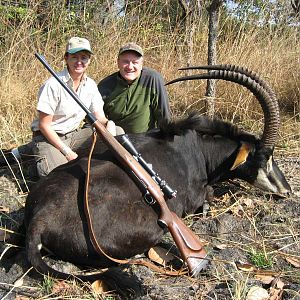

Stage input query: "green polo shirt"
[{"left": 98, "top": 67, "right": 171, "bottom": 133}]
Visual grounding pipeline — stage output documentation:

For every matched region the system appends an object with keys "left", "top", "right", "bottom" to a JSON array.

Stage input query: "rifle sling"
[{"left": 83, "top": 131, "right": 187, "bottom": 276}]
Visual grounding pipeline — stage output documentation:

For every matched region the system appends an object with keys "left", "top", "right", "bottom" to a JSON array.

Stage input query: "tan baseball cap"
[
  {"left": 66, "top": 37, "right": 93, "bottom": 54},
  {"left": 118, "top": 42, "right": 144, "bottom": 57}
]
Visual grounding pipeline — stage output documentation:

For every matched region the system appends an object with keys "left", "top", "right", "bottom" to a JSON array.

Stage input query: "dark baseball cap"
[{"left": 118, "top": 42, "right": 144, "bottom": 57}]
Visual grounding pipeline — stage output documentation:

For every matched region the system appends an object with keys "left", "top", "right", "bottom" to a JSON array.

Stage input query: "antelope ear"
[{"left": 230, "top": 143, "right": 252, "bottom": 171}]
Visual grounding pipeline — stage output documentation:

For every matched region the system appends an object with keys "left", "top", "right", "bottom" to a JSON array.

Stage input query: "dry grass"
[{"left": 0, "top": 2, "right": 299, "bottom": 151}]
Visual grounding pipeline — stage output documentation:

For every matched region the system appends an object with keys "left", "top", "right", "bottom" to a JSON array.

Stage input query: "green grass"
[
  {"left": 39, "top": 275, "right": 55, "bottom": 295},
  {"left": 248, "top": 247, "right": 273, "bottom": 269}
]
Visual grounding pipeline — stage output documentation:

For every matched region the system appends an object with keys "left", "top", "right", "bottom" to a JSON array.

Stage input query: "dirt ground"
[{"left": 0, "top": 154, "right": 299, "bottom": 300}]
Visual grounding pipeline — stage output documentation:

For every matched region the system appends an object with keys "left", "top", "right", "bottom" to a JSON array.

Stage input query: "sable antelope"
[{"left": 24, "top": 65, "right": 291, "bottom": 293}]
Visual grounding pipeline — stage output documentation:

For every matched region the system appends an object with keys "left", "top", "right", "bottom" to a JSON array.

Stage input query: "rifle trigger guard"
[{"left": 143, "top": 191, "right": 156, "bottom": 205}]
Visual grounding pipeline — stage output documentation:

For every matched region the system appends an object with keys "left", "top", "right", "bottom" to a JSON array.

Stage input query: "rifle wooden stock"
[
  {"left": 93, "top": 119, "right": 208, "bottom": 276},
  {"left": 35, "top": 53, "right": 207, "bottom": 275}
]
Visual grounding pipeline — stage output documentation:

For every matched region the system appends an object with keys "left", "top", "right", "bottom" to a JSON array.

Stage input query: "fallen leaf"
[
  {"left": 254, "top": 274, "right": 274, "bottom": 284},
  {"left": 246, "top": 286, "right": 269, "bottom": 300},
  {"left": 241, "top": 198, "right": 254, "bottom": 208},
  {"left": 285, "top": 256, "right": 300, "bottom": 268},
  {"left": 269, "top": 287, "right": 283, "bottom": 300},
  {"left": 274, "top": 279, "right": 285, "bottom": 290},
  {"left": 52, "top": 281, "right": 71, "bottom": 294},
  {"left": 235, "top": 262, "right": 257, "bottom": 272},
  {"left": 148, "top": 246, "right": 176, "bottom": 266},
  {"left": 91, "top": 279, "right": 110, "bottom": 294},
  {"left": 269, "top": 278, "right": 285, "bottom": 300},
  {"left": 214, "top": 243, "right": 228, "bottom": 250}
]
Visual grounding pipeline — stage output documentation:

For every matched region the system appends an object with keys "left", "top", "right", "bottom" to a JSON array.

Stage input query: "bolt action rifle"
[
  {"left": 35, "top": 53, "right": 208, "bottom": 276},
  {"left": 119, "top": 134, "right": 177, "bottom": 201}
]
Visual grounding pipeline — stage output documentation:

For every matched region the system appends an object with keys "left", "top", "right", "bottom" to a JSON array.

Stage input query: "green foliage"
[
  {"left": 248, "top": 247, "right": 273, "bottom": 269},
  {"left": 40, "top": 275, "right": 55, "bottom": 295},
  {"left": 0, "top": 5, "right": 30, "bottom": 23},
  {"left": 225, "top": 0, "right": 297, "bottom": 26}
]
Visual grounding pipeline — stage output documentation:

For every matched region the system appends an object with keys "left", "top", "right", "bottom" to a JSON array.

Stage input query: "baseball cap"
[
  {"left": 118, "top": 42, "right": 144, "bottom": 57},
  {"left": 66, "top": 37, "right": 93, "bottom": 54}
]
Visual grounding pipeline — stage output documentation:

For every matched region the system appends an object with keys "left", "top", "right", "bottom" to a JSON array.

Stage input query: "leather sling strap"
[{"left": 84, "top": 131, "right": 187, "bottom": 276}]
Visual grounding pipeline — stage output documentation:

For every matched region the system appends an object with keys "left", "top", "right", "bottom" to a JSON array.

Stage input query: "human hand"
[
  {"left": 106, "top": 120, "right": 117, "bottom": 136},
  {"left": 65, "top": 150, "right": 78, "bottom": 161},
  {"left": 60, "top": 145, "right": 77, "bottom": 161}
]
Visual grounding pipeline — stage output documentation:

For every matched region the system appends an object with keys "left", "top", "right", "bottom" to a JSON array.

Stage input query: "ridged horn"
[
  {"left": 167, "top": 65, "right": 279, "bottom": 149},
  {"left": 179, "top": 65, "right": 277, "bottom": 101}
]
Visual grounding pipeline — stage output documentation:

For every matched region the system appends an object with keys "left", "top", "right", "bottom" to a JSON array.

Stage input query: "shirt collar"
[
  {"left": 61, "top": 67, "right": 88, "bottom": 87},
  {"left": 117, "top": 71, "right": 142, "bottom": 87}
]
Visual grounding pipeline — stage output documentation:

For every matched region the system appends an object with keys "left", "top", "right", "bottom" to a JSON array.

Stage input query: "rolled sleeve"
[{"left": 36, "top": 81, "right": 59, "bottom": 115}]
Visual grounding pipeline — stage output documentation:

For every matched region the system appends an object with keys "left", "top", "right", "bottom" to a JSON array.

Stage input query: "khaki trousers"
[
  {"left": 32, "top": 126, "right": 124, "bottom": 177},
  {"left": 32, "top": 127, "right": 95, "bottom": 177}
]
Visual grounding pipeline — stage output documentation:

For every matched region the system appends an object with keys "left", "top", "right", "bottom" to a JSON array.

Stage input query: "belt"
[{"left": 32, "top": 130, "right": 66, "bottom": 138}]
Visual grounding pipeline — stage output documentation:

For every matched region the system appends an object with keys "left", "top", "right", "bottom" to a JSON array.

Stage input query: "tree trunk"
[
  {"left": 178, "top": 0, "right": 202, "bottom": 68},
  {"left": 205, "top": 0, "right": 223, "bottom": 118}
]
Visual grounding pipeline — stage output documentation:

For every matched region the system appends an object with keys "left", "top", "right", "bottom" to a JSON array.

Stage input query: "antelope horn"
[
  {"left": 168, "top": 66, "right": 279, "bottom": 149},
  {"left": 179, "top": 65, "right": 277, "bottom": 101}
]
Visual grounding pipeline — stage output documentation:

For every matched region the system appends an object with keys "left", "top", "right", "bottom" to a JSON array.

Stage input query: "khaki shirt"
[{"left": 31, "top": 68, "right": 104, "bottom": 135}]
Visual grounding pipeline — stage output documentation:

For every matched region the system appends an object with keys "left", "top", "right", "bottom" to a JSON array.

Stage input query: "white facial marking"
[{"left": 266, "top": 157, "right": 273, "bottom": 173}]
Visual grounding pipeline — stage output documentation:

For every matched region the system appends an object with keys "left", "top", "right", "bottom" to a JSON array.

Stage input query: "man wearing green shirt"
[
  {"left": 98, "top": 43, "right": 171, "bottom": 133},
  {"left": 1, "top": 43, "right": 171, "bottom": 168}
]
